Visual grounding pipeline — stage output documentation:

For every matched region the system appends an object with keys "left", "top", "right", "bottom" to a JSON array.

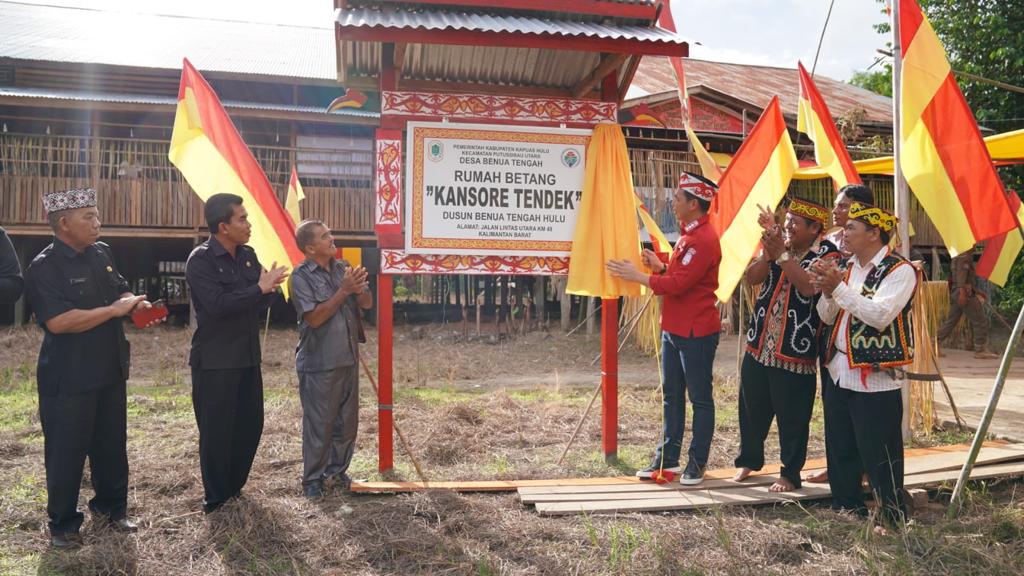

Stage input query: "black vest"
[
  {"left": 825, "top": 253, "right": 916, "bottom": 370},
  {"left": 747, "top": 243, "right": 838, "bottom": 365}
]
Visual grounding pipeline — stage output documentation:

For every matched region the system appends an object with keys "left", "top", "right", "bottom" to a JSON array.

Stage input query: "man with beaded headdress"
[
  {"left": 732, "top": 197, "right": 840, "bottom": 492},
  {"left": 811, "top": 199, "right": 916, "bottom": 531}
]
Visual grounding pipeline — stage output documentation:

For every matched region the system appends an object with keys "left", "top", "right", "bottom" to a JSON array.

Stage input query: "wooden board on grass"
[{"left": 350, "top": 441, "right": 1014, "bottom": 494}]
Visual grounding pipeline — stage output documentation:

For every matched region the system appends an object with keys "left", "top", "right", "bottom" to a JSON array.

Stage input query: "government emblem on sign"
[
  {"left": 427, "top": 140, "right": 444, "bottom": 162},
  {"left": 561, "top": 148, "right": 580, "bottom": 168}
]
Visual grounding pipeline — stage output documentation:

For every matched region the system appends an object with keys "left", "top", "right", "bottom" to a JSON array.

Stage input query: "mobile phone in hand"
[{"left": 131, "top": 299, "right": 168, "bottom": 328}]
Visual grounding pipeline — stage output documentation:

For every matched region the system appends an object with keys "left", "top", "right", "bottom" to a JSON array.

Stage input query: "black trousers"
[
  {"left": 39, "top": 382, "right": 128, "bottom": 535},
  {"left": 822, "top": 370, "right": 907, "bottom": 525},
  {"left": 191, "top": 367, "right": 264, "bottom": 511},
  {"left": 734, "top": 354, "right": 816, "bottom": 488}
]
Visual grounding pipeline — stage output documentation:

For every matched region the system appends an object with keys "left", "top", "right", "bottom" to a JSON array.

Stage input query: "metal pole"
[
  {"left": 947, "top": 302, "right": 1024, "bottom": 517},
  {"left": 891, "top": 1, "right": 913, "bottom": 439}
]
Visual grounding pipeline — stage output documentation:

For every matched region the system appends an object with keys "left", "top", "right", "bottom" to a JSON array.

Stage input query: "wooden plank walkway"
[
  {"left": 350, "top": 441, "right": 1011, "bottom": 494},
  {"left": 523, "top": 444, "right": 1024, "bottom": 516}
]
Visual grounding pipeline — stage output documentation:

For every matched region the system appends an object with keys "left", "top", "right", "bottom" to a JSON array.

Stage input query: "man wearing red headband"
[{"left": 608, "top": 172, "right": 721, "bottom": 486}]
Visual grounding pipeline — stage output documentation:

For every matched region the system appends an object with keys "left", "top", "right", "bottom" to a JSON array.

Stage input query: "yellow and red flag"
[
  {"left": 168, "top": 58, "right": 303, "bottom": 295},
  {"left": 898, "top": 0, "right": 1016, "bottom": 256},
  {"left": 796, "top": 61, "right": 861, "bottom": 189},
  {"left": 710, "top": 96, "right": 799, "bottom": 302},
  {"left": 285, "top": 166, "right": 305, "bottom": 227},
  {"left": 977, "top": 192, "right": 1024, "bottom": 287}
]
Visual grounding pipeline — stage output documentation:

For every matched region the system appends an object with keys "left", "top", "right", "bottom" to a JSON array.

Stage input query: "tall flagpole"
[{"left": 891, "top": 0, "right": 913, "bottom": 438}]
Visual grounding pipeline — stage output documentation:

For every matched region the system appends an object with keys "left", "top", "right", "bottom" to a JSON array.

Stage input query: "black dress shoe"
[
  {"left": 110, "top": 518, "right": 138, "bottom": 533},
  {"left": 303, "top": 483, "right": 324, "bottom": 500},
  {"left": 50, "top": 532, "right": 83, "bottom": 550}
]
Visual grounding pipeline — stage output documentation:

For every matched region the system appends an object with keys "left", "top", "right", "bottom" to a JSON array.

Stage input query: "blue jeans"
[{"left": 652, "top": 330, "right": 719, "bottom": 469}]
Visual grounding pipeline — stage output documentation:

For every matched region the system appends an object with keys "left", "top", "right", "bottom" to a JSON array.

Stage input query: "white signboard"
[{"left": 405, "top": 122, "right": 591, "bottom": 256}]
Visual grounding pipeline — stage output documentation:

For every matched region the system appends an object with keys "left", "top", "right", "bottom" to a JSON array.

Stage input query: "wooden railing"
[{"left": 0, "top": 134, "right": 374, "bottom": 235}]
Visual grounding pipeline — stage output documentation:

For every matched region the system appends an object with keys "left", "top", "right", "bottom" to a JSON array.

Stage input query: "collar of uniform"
[
  {"left": 299, "top": 258, "right": 340, "bottom": 274},
  {"left": 682, "top": 215, "right": 709, "bottom": 234},
  {"left": 53, "top": 236, "right": 87, "bottom": 258},
  {"left": 208, "top": 235, "right": 230, "bottom": 257},
  {"left": 852, "top": 245, "right": 890, "bottom": 271}
]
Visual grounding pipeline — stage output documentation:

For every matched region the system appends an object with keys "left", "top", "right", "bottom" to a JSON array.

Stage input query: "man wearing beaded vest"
[
  {"left": 811, "top": 200, "right": 916, "bottom": 530},
  {"left": 732, "top": 198, "right": 840, "bottom": 492}
]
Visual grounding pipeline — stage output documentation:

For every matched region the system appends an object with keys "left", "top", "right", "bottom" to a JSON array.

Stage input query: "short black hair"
[
  {"left": 683, "top": 191, "right": 712, "bottom": 213},
  {"left": 839, "top": 184, "right": 875, "bottom": 206},
  {"left": 295, "top": 219, "right": 326, "bottom": 252},
  {"left": 204, "top": 193, "right": 243, "bottom": 234},
  {"left": 878, "top": 228, "right": 891, "bottom": 245}
]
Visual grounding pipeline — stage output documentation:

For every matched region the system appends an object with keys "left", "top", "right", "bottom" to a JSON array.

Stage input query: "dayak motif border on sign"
[
  {"left": 381, "top": 250, "right": 570, "bottom": 275},
  {"left": 383, "top": 92, "right": 617, "bottom": 124},
  {"left": 375, "top": 136, "right": 402, "bottom": 228}
]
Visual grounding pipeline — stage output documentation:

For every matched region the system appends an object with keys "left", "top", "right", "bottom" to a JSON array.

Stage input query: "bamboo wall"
[{"left": 0, "top": 133, "right": 374, "bottom": 235}]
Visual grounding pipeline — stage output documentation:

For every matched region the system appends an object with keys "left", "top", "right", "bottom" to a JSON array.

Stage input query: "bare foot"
[
  {"left": 732, "top": 467, "right": 753, "bottom": 482},
  {"left": 804, "top": 469, "right": 828, "bottom": 483},
  {"left": 769, "top": 477, "right": 796, "bottom": 492},
  {"left": 975, "top": 350, "right": 999, "bottom": 360}
]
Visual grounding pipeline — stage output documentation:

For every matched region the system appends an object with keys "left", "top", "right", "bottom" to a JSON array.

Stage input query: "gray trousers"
[
  {"left": 298, "top": 365, "right": 359, "bottom": 486},
  {"left": 937, "top": 292, "right": 989, "bottom": 351}
]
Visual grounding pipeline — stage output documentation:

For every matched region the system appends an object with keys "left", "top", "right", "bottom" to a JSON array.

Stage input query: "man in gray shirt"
[{"left": 290, "top": 220, "right": 373, "bottom": 499}]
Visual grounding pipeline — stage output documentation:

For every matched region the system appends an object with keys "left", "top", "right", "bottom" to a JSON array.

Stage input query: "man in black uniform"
[
  {"left": 0, "top": 225, "right": 23, "bottom": 303},
  {"left": 186, "top": 193, "right": 287, "bottom": 513},
  {"left": 26, "top": 188, "right": 158, "bottom": 549}
]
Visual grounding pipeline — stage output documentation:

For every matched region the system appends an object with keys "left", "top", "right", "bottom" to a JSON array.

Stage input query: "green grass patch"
[
  {"left": 394, "top": 386, "right": 483, "bottom": 406},
  {"left": 0, "top": 374, "right": 37, "bottom": 432}
]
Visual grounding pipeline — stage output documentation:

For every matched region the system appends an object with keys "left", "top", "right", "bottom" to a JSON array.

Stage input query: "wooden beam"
[
  {"left": 336, "top": 25, "right": 347, "bottom": 83},
  {"left": 617, "top": 54, "right": 643, "bottom": 107},
  {"left": 393, "top": 42, "right": 408, "bottom": 78},
  {"left": 572, "top": 53, "right": 628, "bottom": 99},
  {"left": 365, "top": 0, "right": 659, "bottom": 20},
  {"left": 336, "top": 27, "right": 688, "bottom": 57}
]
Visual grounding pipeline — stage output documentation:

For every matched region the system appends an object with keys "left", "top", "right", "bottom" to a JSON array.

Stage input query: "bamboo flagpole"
[{"left": 891, "top": 0, "right": 913, "bottom": 439}]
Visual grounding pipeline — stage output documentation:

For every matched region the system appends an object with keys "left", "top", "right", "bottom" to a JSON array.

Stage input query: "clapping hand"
[{"left": 259, "top": 262, "right": 289, "bottom": 294}]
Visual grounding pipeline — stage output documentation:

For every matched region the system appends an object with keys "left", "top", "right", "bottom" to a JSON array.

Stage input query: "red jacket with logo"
[{"left": 648, "top": 216, "right": 721, "bottom": 338}]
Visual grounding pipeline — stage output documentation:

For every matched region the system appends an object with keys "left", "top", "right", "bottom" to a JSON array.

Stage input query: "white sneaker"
[{"left": 635, "top": 465, "right": 681, "bottom": 479}]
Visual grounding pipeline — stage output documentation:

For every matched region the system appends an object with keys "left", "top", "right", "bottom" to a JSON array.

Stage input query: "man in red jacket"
[{"left": 607, "top": 172, "right": 722, "bottom": 485}]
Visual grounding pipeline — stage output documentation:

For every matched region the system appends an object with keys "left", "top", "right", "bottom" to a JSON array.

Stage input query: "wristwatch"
[{"left": 775, "top": 251, "right": 792, "bottom": 265}]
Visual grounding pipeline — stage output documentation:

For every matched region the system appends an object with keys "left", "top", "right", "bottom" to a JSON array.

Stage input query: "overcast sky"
[
  {"left": 672, "top": 0, "right": 891, "bottom": 80},
  {"left": 13, "top": 0, "right": 892, "bottom": 82}
]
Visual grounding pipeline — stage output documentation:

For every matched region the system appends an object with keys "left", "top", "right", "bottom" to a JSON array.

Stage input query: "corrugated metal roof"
[
  {"left": 337, "top": 7, "right": 681, "bottom": 44},
  {"left": 0, "top": 86, "right": 379, "bottom": 119},
  {"left": 0, "top": 1, "right": 338, "bottom": 80},
  {"left": 628, "top": 57, "right": 893, "bottom": 125}
]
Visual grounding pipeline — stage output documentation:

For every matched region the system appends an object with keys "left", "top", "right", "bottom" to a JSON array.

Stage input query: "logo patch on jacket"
[{"left": 682, "top": 248, "right": 696, "bottom": 265}]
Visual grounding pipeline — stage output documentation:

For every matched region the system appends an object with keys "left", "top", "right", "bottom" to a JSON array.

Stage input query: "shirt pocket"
[
  {"left": 309, "top": 274, "right": 334, "bottom": 302},
  {"left": 64, "top": 277, "right": 98, "bottom": 302}
]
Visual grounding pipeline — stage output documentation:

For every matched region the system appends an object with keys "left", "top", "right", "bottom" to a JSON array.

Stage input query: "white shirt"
[{"left": 816, "top": 246, "right": 917, "bottom": 393}]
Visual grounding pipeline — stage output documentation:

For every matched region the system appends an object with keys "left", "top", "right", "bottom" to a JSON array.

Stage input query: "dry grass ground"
[{"left": 1, "top": 323, "right": 1022, "bottom": 575}]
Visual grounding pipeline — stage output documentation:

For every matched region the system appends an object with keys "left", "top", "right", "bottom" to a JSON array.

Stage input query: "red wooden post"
[
  {"left": 377, "top": 273, "right": 394, "bottom": 472},
  {"left": 601, "top": 297, "right": 618, "bottom": 462}
]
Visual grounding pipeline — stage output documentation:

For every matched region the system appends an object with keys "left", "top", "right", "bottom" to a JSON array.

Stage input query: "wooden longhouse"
[{"left": 0, "top": 1, "right": 378, "bottom": 322}]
